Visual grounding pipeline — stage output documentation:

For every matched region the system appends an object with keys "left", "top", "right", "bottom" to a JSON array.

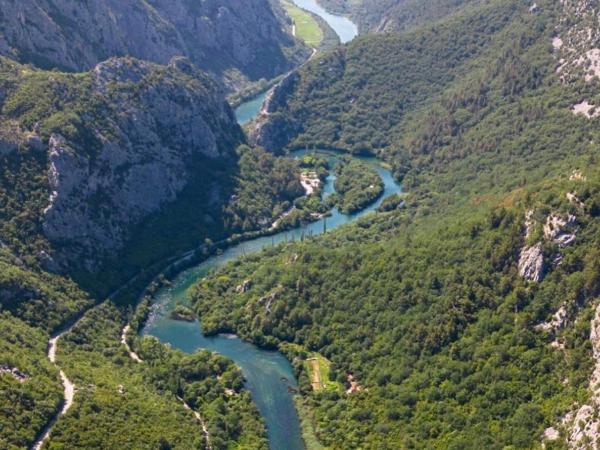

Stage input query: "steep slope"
[
  {"left": 1, "top": 55, "right": 307, "bottom": 288},
  {"left": 250, "top": 0, "right": 524, "bottom": 156},
  {"left": 0, "top": 47, "right": 310, "bottom": 449},
  {"left": 0, "top": 3, "right": 312, "bottom": 450},
  {"left": 0, "top": 55, "right": 244, "bottom": 273},
  {"left": 0, "top": 0, "right": 309, "bottom": 92}
]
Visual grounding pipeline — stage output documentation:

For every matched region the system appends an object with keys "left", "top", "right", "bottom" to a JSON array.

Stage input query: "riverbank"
[
  {"left": 289, "top": 0, "right": 358, "bottom": 43},
  {"left": 230, "top": 1, "right": 340, "bottom": 112},
  {"left": 139, "top": 149, "right": 401, "bottom": 450},
  {"left": 132, "top": 4, "right": 364, "bottom": 447}
]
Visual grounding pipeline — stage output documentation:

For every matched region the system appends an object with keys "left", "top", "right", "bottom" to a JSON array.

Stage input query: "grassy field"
[
  {"left": 304, "top": 353, "right": 342, "bottom": 392},
  {"left": 281, "top": 1, "right": 324, "bottom": 47}
]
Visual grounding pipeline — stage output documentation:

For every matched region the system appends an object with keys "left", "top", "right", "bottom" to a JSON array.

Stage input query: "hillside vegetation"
[
  {"left": 0, "top": 41, "right": 304, "bottom": 450},
  {"left": 319, "top": 0, "right": 476, "bottom": 32},
  {"left": 252, "top": 0, "right": 528, "bottom": 156},
  {"left": 4, "top": 0, "right": 600, "bottom": 448},
  {"left": 189, "top": 0, "right": 600, "bottom": 447},
  {"left": 333, "top": 158, "right": 384, "bottom": 214}
]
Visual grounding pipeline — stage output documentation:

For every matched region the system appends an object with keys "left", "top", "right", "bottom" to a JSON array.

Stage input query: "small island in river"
[{"left": 170, "top": 305, "right": 196, "bottom": 322}]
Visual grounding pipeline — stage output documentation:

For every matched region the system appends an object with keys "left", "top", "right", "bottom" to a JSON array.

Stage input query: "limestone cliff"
[
  {"left": 0, "top": 56, "right": 244, "bottom": 271},
  {"left": 0, "top": 0, "right": 309, "bottom": 92}
]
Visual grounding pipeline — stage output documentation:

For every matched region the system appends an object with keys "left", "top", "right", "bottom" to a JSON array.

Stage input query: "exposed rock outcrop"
[
  {"left": 0, "top": 0, "right": 309, "bottom": 91},
  {"left": 235, "top": 279, "right": 252, "bottom": 294},
  {"left": 519, "top": 210, "right": 578, "bottom": 282},
  {"left": 554, "top": 0, "right": 600, "bottom": 84},
  {"left": 250, "top": 71, "right": 302, "bottom": 152},
  {"left": 552, "top": 301, "right": 600, "bottom": 449},
  {"left": 258, "top": 290, "right": 280, "bottom": 314},
  {"left": 518, "top": 242, "right": 545, "bottom": 282},
  {"left": 0, "top": 365, "right": 28, "bottom": 382},
  {"left": 543, "top": 214, "right": 578, "bottom": 249},
  {"left": 536, "top": 304, "right": 568, "bottom": 334},
  {"left": 32, "top": 57, "right": 244, "bottom": 270}
]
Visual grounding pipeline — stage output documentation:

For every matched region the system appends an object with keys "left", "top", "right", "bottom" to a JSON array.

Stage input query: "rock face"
[
  {"left": 559, "top": 302, "right": 600, "bottom": 449},
  {"left": 518, "top": 243, "right": 545, "bottom": 282},
  {"left": 36, "top": 57, "right": 243, "bottom": 270},
  {"left": 250, "top": 71, "right": 302, "bottom": 152},
  {"left": 536, "top": 304, "right": 568, "bottom": 333},
  {"left": 518, "top": 211, "right": 578, "bottom": 282},
  {"left": 0, "top": 0, "right": 308, "bottom": 91},
  {"left": 554, "top": 0, "right": 600, "bottom": 84},
  {"left": 544, "top": 214, "right": 577, "bottom": 247}
]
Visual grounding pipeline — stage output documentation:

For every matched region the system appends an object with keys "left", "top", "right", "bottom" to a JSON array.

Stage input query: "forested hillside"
[
  {"left": 251, "top": 0, "right": 527, "bottom": 156},
  {"left": 192, "top": 0, "right": 600, "bottom": 447},
  {"left": 0, "top": 17, "right": 307, "bottom": 449},
  {"left": 0, "top": 54, "right": 310, "bottom": 297},
  {"left": 0, "top": 61, "right": 275, "bottom": 446},
  {"left": 319, "top": 0, "right": 476, "bottom": 32},
  {"left": 3, "top": 0, "right": 600, "bottom": 448}
]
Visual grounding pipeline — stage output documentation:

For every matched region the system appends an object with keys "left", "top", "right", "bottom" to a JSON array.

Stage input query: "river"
[
  {"left": 142, "top": 5, "right": 371, "bottom": 450},
  {"left": 235, "top": 91, "right": 269, "bottom": 126},
  {"left": 142, "top": 150, "right": 401, "bottom": 450},
  {"left": 234, "top": 0, "right": 358, "bottom": 126},
  {"left": 290, "top": 0, "right": 358, "bottom": 44}
]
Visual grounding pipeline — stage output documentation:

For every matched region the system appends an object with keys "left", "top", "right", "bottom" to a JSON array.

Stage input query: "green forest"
[
  {"left": 2, "top": 0, "right": 600, "bottom": 448},
  {"left": 333, "top": 158, "right": 383, "bottom": 213},
  {"left": 187, "top": 0, "right": 600, "bottom": 447}
]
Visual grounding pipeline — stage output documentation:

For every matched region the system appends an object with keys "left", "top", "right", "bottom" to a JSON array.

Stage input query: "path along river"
[
  {"left": 235, "top": 0, "right": 359, "bottom": 126},
  {"left": 142, "top": 5, "right": 377, "bottom": 450}
]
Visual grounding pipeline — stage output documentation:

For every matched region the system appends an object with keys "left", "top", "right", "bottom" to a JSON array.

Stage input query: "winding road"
[
  {"left": 120, "top": 324, "right": 213, "bottom": 449},
  {"left": 31, "top": 326, "right": 77, "bottom": 450},
  {"left": 31, "top": 298, "right": 213, "bottom": 450}
]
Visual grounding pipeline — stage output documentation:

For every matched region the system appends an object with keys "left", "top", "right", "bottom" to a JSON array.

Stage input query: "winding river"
[
  {"left": 142, "top": 150, "right": 401, "bottom": 449},
  {"left": 142, "top": 5, "right": 373, "bottom": 450}
]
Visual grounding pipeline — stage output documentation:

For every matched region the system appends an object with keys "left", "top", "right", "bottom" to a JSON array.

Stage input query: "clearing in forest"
[
  {"left": 304, "top": 354, "right": 341, "bottom": 392},
  {"left": 281, "top": 1, "right": 323, "bottom": 47}
]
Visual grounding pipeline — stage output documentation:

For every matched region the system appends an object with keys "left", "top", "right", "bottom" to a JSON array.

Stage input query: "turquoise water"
[
  {"left": 290, "top": 0, "right": 358, "bottom": 43},
  {"left": 142, "top": 150, "right": 401, "bottom": 449},
  {"left": 234, "top": 91, "right": 269, "bottom": 126},
  {"left": 233, "top": 0, "right": 358, "bottom": 129}
]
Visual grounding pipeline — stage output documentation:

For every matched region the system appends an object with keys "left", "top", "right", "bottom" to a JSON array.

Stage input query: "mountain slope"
[
  {"left": 190, "top": 0, "right": 600, "bottom": 447},
  {"left": 250, "top": 0, "right": 525, "bottom": 157},
  {"left": 0, "top": 0, "right": 309, "bottom": 91},
  {"left": 319, "top": 0, "right": 476, "bottom": 32},
  {"left": 0, "top": 55, "right": 244, "bottom": 273}
]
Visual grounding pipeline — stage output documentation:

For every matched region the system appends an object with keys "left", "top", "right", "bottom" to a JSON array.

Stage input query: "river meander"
[
  {"left": 142, "top": 5, "right": 375, "bottom": 450},
  {"left": 142, "top": 150, "right": 401, "bottom": 449}
]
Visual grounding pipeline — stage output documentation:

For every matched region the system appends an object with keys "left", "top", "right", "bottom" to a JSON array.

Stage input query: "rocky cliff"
[
  {"left": 250, "top": 71, "right": 302, "bottom": 152},
  {"left": 0, "top": 0, "right": 309, "bottom": 91},
  {"left": 0, "top": 56, "right": 244, "bottom": 271}
]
